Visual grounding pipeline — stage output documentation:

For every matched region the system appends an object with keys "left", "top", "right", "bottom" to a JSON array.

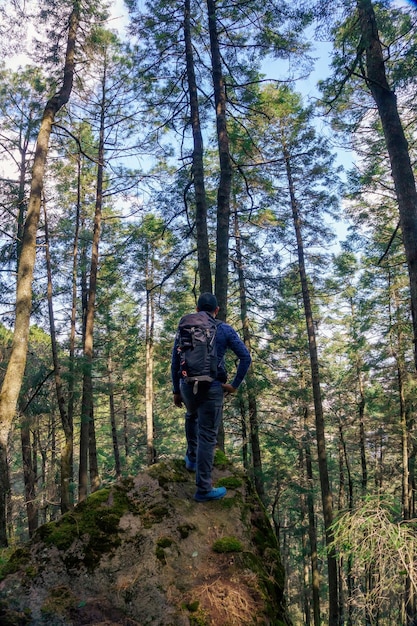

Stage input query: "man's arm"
[
  {"left": 222, "top": 325, "right": 251, "bottom": 392},
  {"left": 171, "top": 337, "right": 182, "bottom": 406}
]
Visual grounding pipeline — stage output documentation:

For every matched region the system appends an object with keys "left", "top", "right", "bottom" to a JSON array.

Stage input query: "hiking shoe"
[
  {"left": 184, "top": 454, "right": 196, "bottom": 471},
  {"left": 194, "top": 487, "right": 227, "bottom": 502}
]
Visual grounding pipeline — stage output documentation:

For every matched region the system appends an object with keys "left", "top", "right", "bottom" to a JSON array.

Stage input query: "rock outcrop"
[{"left": 0, "top": 456, "right": 292, "bottom": 625}]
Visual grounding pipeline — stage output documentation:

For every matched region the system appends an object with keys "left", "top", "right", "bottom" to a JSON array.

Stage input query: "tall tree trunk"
[
  {"left": 0, "top": 4, "right": 79, "bottom": 545},
  {"left": 303, "top": 408, "right": 321, "bottom": 626},
  {"left": 64, "top": 150, "right": 84, "bottom": 512},
  {"left": 389, "top": 285, "right": 415, "bottom": 621},
  {"left": 145, "top": 280, "right": 156, "bottom": 466},
  {"left": 357, "top": 0, "right": 417, "bottom": 373},
  {"left": 107, "top": 355, "right": 121, "bottom": 477},
  {"left": 233, "top": 205, "right": 264, "bottom": 500},
  {"left": 43, "top": 204, "right": 73, "bottom": 514},
  {"left": 206, "top": 0, "right": 232, "bottom": 320},
  {"left": 283, "top": 141, "right": 339, "bottom": 625},
  {"left": 122, "top": 383, "right": 129, "bottom": 459},
  {"left": 184, "top": 0, "right": 212, "bottom": 293},
  {"left": 338, "top": 415, "right": 354, "bottom": 626},
  {"left": 20, "top": 416, "right": 38, "bottom": 537},
  {"left": 79, "top": 59, "right": 106, "bottom": 501}
]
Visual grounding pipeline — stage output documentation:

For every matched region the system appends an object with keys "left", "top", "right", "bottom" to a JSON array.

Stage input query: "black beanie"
[{"left": 197, "top": 292, "right": 218, "bottom": 312}]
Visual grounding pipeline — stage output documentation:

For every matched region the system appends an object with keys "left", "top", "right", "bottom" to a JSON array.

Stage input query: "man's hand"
[
  {"left": 173, "top": 393, "right": 183, "bottom": 408},
  {"left": 222, "top": 383, "right": 237, "bottom": 395}
]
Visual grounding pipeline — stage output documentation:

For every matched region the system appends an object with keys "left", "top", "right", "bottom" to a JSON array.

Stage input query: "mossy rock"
[
  {"left": 0, "top": 599, "right": 31, "bottom": 625},
  {"left": 216, "top": 476, "right": 243, "bottom": 489},
  {"left": 140, "top": 503, "right": 170, "bottom": 528},
  {"left": 212, "top": 536, "right": 243, "bottom": 553},
  {"left": 0, "top": 547, "right": 31, "bottom": 581},
  {"left": 148, "top": 460, "right": 189, "bottom": 487},
  {"left": 33, "top": 485, "right": 131, "bottom": 570},
  {"left": 40, "top": 585, "right": 77, "bottom": 619}
]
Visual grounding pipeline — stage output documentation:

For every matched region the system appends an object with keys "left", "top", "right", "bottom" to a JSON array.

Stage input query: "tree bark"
[
  {"left": 107, "top": 355, "right": 121, "bottom": 477},
  {"left": 0, "top": 3, "right": 79, "bottom": 545},
  {"left": 20, "top": 416, "right": 38, "bottom": 537},
  {"left": 43, "top": 203, "right": 74, "bottom": 514},
  {"left": 357, "top": 0, "right": 417, "bottom": 373},
  {"left": 303, "top": 408, "right": 321, "bottom": 626},
  {"left": 184, "top": 0, "right": 212, "bottom": 293},
  {"left": 145, "top": 279, "right": 156, "bottom": 466},
  {"left": 206, "top": 0, "right": 232, "bottom": 321}
]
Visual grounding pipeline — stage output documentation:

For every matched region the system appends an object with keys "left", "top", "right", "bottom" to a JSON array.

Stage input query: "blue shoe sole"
[{"left": 194, "top": 487, "right": 226, "bottom": 502}]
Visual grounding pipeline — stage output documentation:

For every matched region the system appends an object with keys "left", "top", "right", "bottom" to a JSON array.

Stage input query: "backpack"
[{"left": 176, "top": 311, "right": 220, "bottom": 394}]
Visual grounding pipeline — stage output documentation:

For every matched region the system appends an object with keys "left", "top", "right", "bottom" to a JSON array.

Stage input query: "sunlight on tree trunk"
[{"left": 0, "top": 3, "right": 79, "bottom": 545}]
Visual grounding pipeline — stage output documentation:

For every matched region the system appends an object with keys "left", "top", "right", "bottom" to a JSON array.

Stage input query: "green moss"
[
  {"left": 33, "top": 485, "right": 131, "bottom": 570},
  {"left": 156, "top": 536, "right": 176, "bottom": 564},
  {"left": 156, "top": 536, "right": 174, "bottom": 548},
  {"left": 0, "top": 547, "right": 32, "bottom": 581},
  {"left": 155, "top": 546, "right": 166, "bottom": 563},
  {"left": 177, "top": 523, "right": 196, "bottom": 539},
  {"left": 40, "top": 585, "right": 77, "bottom": 618},
  {"left": 189, "top": 609, "right": 209, "bottom": 626},
  {"left": 212, "top": 536, "right": 243, "bottom": 553},
  {"left": 141, "top": 504, "right": 170, "bottom": 528},
  {"left": 184, "top": 600, "right": 199, "bottom": 612},
  {"left": 213, "top": 449, "right": 230, "bottom": 469},
  {"left": 148, "top": 460, "right": 189, "bottom": 487},
  {"left": 216, "top": 476, "right": 242, "bottom": 489},
  {"left": 217, "top": 494, "right": 239, "bottom": 510}
]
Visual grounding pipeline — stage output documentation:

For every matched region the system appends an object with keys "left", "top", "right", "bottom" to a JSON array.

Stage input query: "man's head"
[{"left": 197, "top": 292, "right": 219, "bottom": 315}]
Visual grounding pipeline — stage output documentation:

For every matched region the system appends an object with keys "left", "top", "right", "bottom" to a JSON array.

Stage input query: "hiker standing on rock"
[{"left": 171, "top": 293, "right": 251, "bottom": 502}]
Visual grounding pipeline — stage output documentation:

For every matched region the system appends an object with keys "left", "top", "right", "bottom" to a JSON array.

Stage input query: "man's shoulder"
[{"left": 215, "top": 321, "right": 238, "bottom": 337}]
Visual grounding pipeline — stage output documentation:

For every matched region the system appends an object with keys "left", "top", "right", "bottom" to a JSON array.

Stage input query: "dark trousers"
[{"left": 180, "top": 381, "right": 224, "bottom": 493}]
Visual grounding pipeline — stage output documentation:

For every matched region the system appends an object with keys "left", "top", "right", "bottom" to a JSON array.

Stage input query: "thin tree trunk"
[
  {"left": 79, "top": 58, "right": 106, "bottom": 501},
  {"left": 43, "top": 203, "right": 73, "bottom": 514},
  {"left": 122, "top": 383, "right": 129, "bottom": 459},
  {"left": 299, "top": 444, "right": 312, "bottom": 626},
  {"left": 283, "top": 141, "right": 338, "bottom": 625},
  {"left": 20, "top": 417, "right": 38, "bottom": 537},
  {"left": 389, "top": 284, "right": 415, "bottom": 622},
  {"left": 184, "top": 0, "right": 212, "bottom": 293},
  {"left": 64, "top": 151, "right": 83, "bottom": 512},
  {"left": 303, "top": 409, "right": 321, "bottom": 626},
  {"left": 88, "top": 407, "right": 99, "bottom": 490},
  {"left": 338, "top": 414, "right": 354, "bottom": 626},
  {"left": 108, "top": 355, "right": 121, "bottom": 477},
  {"left": 0, "top": 4, "right": 79, "bottom": 545},
  {"left": 233, "top": 205, "right": 264, "bottom": 500},
  {"left": 237, "top": 395, "right": 249, "bottom": 471},
  {"left": 145, "top": 280, "right": 156, "bottom": 466},
  {"left": 206, "top": 0, "right": 232, "bottom": 320},
  {"left": 357, "top": 0, "right": 417, "bottom": 373},
  {"left": 352, "top": 319, "right": 368, "bottom": 496}
]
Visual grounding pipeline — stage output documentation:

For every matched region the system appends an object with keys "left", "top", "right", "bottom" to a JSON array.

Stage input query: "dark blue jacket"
[{"left": 171, "top": 313, "right": 251, "bottom": 394}]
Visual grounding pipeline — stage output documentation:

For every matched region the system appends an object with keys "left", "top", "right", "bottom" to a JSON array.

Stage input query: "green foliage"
[
  {"left": 331, "top": 497, "right": 417, "bottom": 622},
  {"left": 212, "top": 536, "right": 243, "bottom": 553}
]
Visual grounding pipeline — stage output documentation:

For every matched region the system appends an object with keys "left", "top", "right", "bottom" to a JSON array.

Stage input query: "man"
[{"left": 171, "top": 293, "right": 251, "bottom": 502}]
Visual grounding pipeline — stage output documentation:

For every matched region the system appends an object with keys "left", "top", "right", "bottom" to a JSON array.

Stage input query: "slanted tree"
[{"left": 0, "top": 1, "right": 81, "bottom": 546}]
